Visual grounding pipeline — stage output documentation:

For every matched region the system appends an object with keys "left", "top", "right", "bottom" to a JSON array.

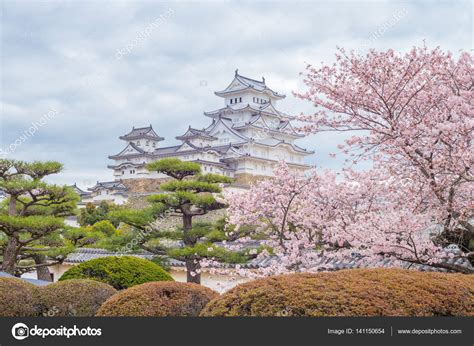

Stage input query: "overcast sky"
[{"left": 0, "top": 0, "right": 472, "bottom": 187}]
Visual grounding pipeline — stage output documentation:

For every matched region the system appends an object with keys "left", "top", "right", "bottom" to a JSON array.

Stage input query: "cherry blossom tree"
[
  {"left": 227, "top": 163, "right": 472, "bottom": 276},
  {"left": 226, "top": 163, "right": 325, "bottom": 274},
  {"left": 223, "top": 46, "right": 472, "bottom": 276},
  {"left": 294, "top": 46, "right": 473, "bottom": 267}
]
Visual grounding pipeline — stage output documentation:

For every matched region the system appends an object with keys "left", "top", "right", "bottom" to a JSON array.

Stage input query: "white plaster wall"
[
  {"left": 27, "top": 264, "right": 250, "bottom": 293},
  {"left": 169, "top": 268, "right": 250, "bottom": 293},
  {"left": 87, "top": 192, "right": 128, "bottom": 205}
]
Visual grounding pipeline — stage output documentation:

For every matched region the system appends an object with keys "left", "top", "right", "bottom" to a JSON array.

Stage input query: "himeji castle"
[{"left": 108, "top": 70, "right": 314, "bottom": 183}]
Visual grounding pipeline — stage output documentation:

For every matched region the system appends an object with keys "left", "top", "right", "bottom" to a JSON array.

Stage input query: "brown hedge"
[
  {"left": 0, "top": 277, "right": 39, "bottom": 317},
  {"left": 96, "top": 281, "right": 218, "bottom": 317},
  {"left": 201, "top": 269, "right": 474, "bottom": 317},
  {"left": 38, "top": 279, "right": 117, "bottom": 316}
]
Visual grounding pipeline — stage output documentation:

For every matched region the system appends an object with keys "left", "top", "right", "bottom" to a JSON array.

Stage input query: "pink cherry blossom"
[{"left": 225, "top": 46, "right": 473, "bottom": 276}]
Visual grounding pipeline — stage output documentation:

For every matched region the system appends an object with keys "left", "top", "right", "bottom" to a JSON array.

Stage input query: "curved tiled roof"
[
  {"left": 176, "top": 126, "right": 218, "bottom": 141},
  {"left": 88, "top": 181, "right": 128, "bottom": 192},
  {"left": 109, "top": 142, "right": 146, "bottom": 159},
  {"left": 204, "top": 103, "right": 293, "bottom": 120},
  {"left": 63, "top": 246, "right": 473, "bottom": 273},
  {"left": 215, "top": 70, "right": 285, "bottom": 99},
  {"left": 107, "top": 161, "right": 146, "bottom": 170},
  {"left": 64, "top": 248, "right": 154, "bottom": 264},
  {"left": 120, "top": 125, "right": 164, "bottom": 141}
]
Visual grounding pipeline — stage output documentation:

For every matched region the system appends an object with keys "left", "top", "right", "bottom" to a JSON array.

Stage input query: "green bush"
[
  {"left": 78, "top": 201, "right": 111, "bottom": 226},
  {"left": 38, "top": 279, "right": 116, "bottom": 316},
  {"left": 96, "top": 282, "right": 218, "bottom": 317},
  {"left": 201, "top": 269, "right": 474, "bottom": 317},
  {"left": 91, "top": 220, "right": 116, "bottom": 236},
  {"left": 59, "top": 256, "right": 173, "bottom": 290},
  {"left": 0, "top": 277, "right": 39, "bottom": 316}
]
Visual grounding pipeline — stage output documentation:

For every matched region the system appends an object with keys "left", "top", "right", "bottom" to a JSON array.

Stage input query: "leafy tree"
[
  {"left": 110, "top": 158, "right": 258, "bottom": 284},
  {"left": 78, "top": 201, "right": 112, "bottom": 226},
  {"left": 0, "top": 159, "right": 78, "bottom": 277},
  {"left": 90, "top": 220, "right": 116, "bottom": 236}
]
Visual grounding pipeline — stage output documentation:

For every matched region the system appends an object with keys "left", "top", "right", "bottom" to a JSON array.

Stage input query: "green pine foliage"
[
  {"left": 146, "top": 158, "right": 201, "bottom": 180},
  {"left": 78, "top": 201, "right": 116, "bottom": 226},
  {"left": 108, "top": 158, "right": 258, "bottom": 284},
  {"left": 0, "top": 159, "right": 80, "bottom": 275}
]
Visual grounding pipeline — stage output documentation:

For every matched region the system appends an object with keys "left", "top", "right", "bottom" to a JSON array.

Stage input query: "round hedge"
[
  {"left": 96, "top": 282, "right": 218, "bottom": 317},
  {"left": 0, "top": 277, "right": 39, "bottom": 317},
  {"left": 201, "top": 269, "right": 474, "bottom": 317},
  {"left": 38, "top": 279, "right": 116, "bottom": 317},
  {"left": 59, "top": 256, "right": 173, "bottom": 290}
]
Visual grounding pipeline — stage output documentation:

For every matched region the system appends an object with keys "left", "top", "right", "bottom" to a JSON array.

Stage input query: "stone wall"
[
  {"left": 122, "top": 175, "right": 266, "bottom": 193},
  {"left": 121, "top": 178, "right": 168, "bottom": 194},
  {"left": 233, "top": 173, "right": 268, "bottom": 186}
]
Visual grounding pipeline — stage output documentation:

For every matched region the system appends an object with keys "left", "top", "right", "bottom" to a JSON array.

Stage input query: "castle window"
[
  {"left": 239, "top": 97, "right": 242, "bottom": 103},
  {"left": 152, "top": 142, "right": 156, "bottom": 147},
  {"left": 230, "top": 99, "right": 233, "bottom": 104},
  {"left": 122, "top": 171, "right": 124, "bottom": 175}
]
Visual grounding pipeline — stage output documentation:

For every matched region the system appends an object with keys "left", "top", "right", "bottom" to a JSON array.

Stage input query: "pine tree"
[
  {"left": 110, "top": 158, "right": 257, "bottom": 284},
  {"left": 0, "top": 159, "right": 79, "bottom": 278}
]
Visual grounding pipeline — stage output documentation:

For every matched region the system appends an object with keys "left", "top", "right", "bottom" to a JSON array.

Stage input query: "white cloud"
[{"left": 1, "top": 0, "right": 471, "bottom": 186}]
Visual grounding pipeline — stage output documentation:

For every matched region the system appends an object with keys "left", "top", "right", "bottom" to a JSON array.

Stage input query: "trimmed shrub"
[
  {"left": 59, "top": 256, "right": 173, "bottom": 290},
  {"left": 201, "top": 269, "right": 474, "bottom": 317},
  {"left": 38, "top": 279, "right": 116, "bottom": 317},
  {"left": 0, "top": 277, "right": 39, "bottom": 317},
  {"left": 96, "top": 282, "right": 218, "bottom": 317},
  {"left": 91, "top": 220, "right": 116, "bottom": 236}
]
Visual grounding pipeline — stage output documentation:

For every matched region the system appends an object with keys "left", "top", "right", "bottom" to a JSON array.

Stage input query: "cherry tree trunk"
[{"left": 185, "top": 259, "right": 201, "bottom": 284}]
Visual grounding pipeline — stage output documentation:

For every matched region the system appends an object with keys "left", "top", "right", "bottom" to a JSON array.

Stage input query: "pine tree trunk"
[
  {"left": 33, "top": 254, "right": 53, "bottom": 282},
  {"left": 183, "top": 214, "right": 192, "bottom": 232},
  {"left": 182, "top": 213, "right": 201, "bottom": 284},
  {"left": 2, "top": 197, "right": 19, "bottom": 274},
  {"left": 1, "top": 237, "right": 19, "bottom": 274}
]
